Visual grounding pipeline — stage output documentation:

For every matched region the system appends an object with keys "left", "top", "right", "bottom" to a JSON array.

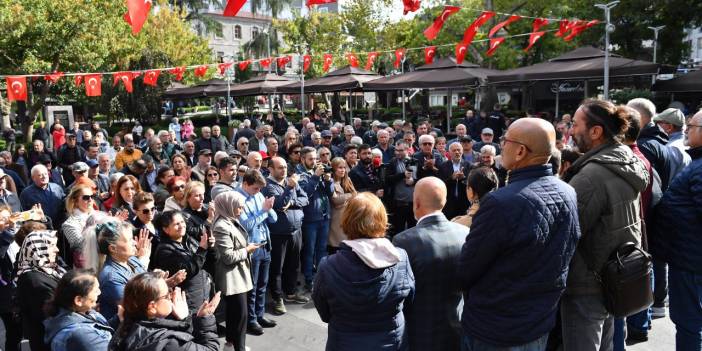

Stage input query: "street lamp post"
[
  {"left": 295, "top": 43, "right": 307, "bottom": 119},
  {"left": 401, "top": 56, "right": 407, "bottom": 120},
  {"left": 648, "top": 25, "right": 665, "bottom": 84},
  {"left": 595, "top": 1, "right": 619, "bottom": 100},
  {"left": 223, "top": 54, "right": 236, "bottom": 124}
]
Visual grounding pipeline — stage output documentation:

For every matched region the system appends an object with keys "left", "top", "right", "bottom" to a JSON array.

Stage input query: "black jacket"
[
  {"left": 17, "top": 270, "right": 60, "bottom": 351},
  {"left": 193, "top": 138, "right": 223, "bottom": 155},
  {"left": 182, "top": 206, "right": 216, "bottom": 277},
  {"left": 110, "top": 316, "right": 219, "bottom": 351},
  {"left": 262, "top": 177, "right": 309, "bottom": 235},
  {"left": 637, "top": 124, "right": 674, "bottom": 191},
  {"left": 152, "top": 237, "right": 210, "bottom": 314},
  {"left": 349, "top": 162, "right": 383, "bottom": 193},
  {"left": 438, "top": 159, "right": 473, "bottom": 219},
  {"left": 412, "top": 150, "right": 445, "bottom": 180}
]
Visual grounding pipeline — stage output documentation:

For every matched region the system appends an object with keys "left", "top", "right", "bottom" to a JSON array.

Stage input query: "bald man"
[
  {"left": 392, "top": 177, "right": 470, "bottom": 351},
  {"left": 457, "top": 118, "right": 580, "bottom": 349},
  {"left": 654, "top": 110, "right": 702, "bottom": 348}
]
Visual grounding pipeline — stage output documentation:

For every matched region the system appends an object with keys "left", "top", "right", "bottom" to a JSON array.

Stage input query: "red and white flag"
[
  {"left": 223, "top": 0, "right": 247, "bottom": 17},
  {"left": 5, "top": 77, "right": 27, "bottom": 102},
  {"left": 455, "top": 43, "right": 468, "bottom": 64},
  {"left": 488, "top": 15, "right": 521, "bottom": 38},
  {"left": 365, "top": 52, "right": 378, "bottom": 71},
  {"left": 423, "top": 6, "right": 460, "bottom": 41},
  {"left": 260, "top": 58, "right": 272, "bottom": 69},
  {"left": 303, "top": 55, "right": 312, "bottom": 72},
  {"left": 486, "top": 37, "right": 505, "bottom": 57},
  {"left": 219, "top": 62, "right": 233, "bottom": 75},
  {"left": 424, "top": 46, "right": 436, "bottom": 64},
  {"left": 306, "top": 0, "right": 336, "bottom": 7},
  {"left": 555, "top": 19, "right": 575, "bottom": 37},
  {"left": 394, "top": 48, "right": 406, "bottom": 69},
  {"left": 74, "top": 75, "right": 84, "bottom": 87},
  {"left": 346, "top": 53, "right": 359, "bottom": 68},
  {"left": 194, "top": 65, "right": 209, "bottom": 78},
  {"left": 85, "top": 74, "right": 102, "bottom": 97},
  {"left": 402, "top": 0, "right": 420, "bottom": 15},
  {"left": 45, "top": 72, "right": 64, "bottom": 84},
  {"left": 564, "top": 20, "right": 599, "bottom": 41},
  {"left": 523, "top": 18, "right": 549, "bottom": 52},
  {"left": 143, "top": 70, "right": 160, "bottom": 86},
  {"left": 169, "top": 67, "right": 185, "bottom": 81},
  {"left": 322, "top": 54, "right": 333, "bottom": 72},
  {"left": 113, "top": 72, "right": 134, "bottom": 93},
  {"left": 462, "top": 11, "right": 495, "bottom": 46},
  {"left": 238, "top": 60, "right": 251, "bottom": 71},
  {"left": 124, "top": 0, "right": 152, "bottom": 35}
]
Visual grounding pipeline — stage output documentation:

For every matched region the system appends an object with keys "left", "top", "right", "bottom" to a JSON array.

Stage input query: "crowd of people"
[{"left": 0, "top": 97, "right": 698, "bottom": 351}]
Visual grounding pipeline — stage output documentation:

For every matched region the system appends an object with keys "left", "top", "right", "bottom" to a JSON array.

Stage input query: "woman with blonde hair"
[
  {"left": 327, "top": 157, "right": 356, "bottom": 254},
  {"left": 212, "top": 191, "right": 258, "bottom": 351},
  {"left": 312, "top": 192, "right": 415, "bottom": 351},
  {"left": 62, "top": 184, "right": 98, "bottom": 268},
  {"left": 164, "top": 176, "right": 187, "bottom": 212}
]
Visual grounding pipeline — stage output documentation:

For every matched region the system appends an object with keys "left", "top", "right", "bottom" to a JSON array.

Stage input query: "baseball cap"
[
  {"left": 71, "top": 162, "right": 89, "bottom": 173},
  {"left": 653, "top": 108, "right": 685, "bottom": 127},
  {"left": 259, "top": 151, "right": 270, "bottom": 160},
  {"left": 228, "top": 150, "right": 242, "bottom": 158},
  {"left": 66, "top": 132, "right": 76, "bottom": 138},
  {"left": 199, "top": 149, "right": 213, "bottom": 156},
  {"left": 86, "top": 159, "right": 99, "bottom": 168},
  {"left": 39, "top": 154, "right": 53, "bottom": 164},
  {"left": 481, "top": 128, "right": 494, "bottom": 135},
  {"left": 321, "top": 130, "right": 332, "bottom": 138},
  {"left": 460, "top": 136, "right": 474, "bottom": 143}
]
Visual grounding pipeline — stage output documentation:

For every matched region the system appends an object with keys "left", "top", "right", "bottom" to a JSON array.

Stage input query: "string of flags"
[{"left": 3, "top": 4, "right": 599, "bottom": 101}]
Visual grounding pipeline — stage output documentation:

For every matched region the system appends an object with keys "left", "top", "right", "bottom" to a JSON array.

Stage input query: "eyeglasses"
[
  {"left": 240, "top": 142, "right": 249, "bottom": 145},
  {"left": 173, "top": 184, "right": 185, "bottom": 191},
  {"left": 141, "top": 207, "right": 155, "bottom": 215},
  {"left": 207, "top": 173, "right": 219, "bottom": 177},
  {"left": 80, "top": 195, "right": 93, "bottom": 201},
  {"left": 504, "top": 138, "right": 532, "bottom": 152},
  {"left": 291, "top": 150, "right": 301, "bottom": 154},
  {"left": 421, "top": 142, "right": 433, "bottom": 146},
  {"left": 320, "top": 153, "right": 331, "bottom": 156},
  {"left": 687, "top": 124, "right": 702, "bottom": 129}
]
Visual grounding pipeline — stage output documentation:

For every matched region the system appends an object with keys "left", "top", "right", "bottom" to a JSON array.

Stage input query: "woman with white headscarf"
[
  {"left": 16, "top": 230, "right": 66, "bottom": 351},
  {"left": 212, "top": 191, "right": 258, "bottom": 351}
]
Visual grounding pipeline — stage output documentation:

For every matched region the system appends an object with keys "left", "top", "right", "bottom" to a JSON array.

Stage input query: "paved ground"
[{"left": 218, "top": 295, "right": 676, "bottom": 351}]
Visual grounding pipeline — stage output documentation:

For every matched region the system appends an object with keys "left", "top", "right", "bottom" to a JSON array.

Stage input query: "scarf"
[{"left": 15, "top": 230, "right": 66, "bottom": 282}]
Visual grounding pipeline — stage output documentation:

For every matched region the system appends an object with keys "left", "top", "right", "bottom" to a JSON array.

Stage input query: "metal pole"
[
  {"left": 595, "top": 1, "right": 619, "bottom": 100},
  {"left": 649, "top": 25, "right": 665, "bottom": 84},
  {"left": 555, "top": 81, "right": 560, "bottom": 119},
  {"left": 400, "top": 57, "right": 407, "bottom": 121},
  {"left": 447, "top": 89, "right": 452, "bottom": 134},
  {"left": 267, "top": 28, "right": 273, "bottom": 113},
  {"left": 300, "top": 47, "right": 306, "bottom": 119}
]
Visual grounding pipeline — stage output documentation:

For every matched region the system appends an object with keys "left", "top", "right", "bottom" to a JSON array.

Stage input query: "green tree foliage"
[
  {"left": 0, "top": 0, "right": 211, "bottom": 133},
  {"left": 170, "top": 0, "right": 225, "bottom": 36}
]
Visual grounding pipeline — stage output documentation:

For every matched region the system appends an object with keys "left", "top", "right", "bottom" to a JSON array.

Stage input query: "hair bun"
[{"left": 613, "top": 105, "right": 631, "bottom": 136}]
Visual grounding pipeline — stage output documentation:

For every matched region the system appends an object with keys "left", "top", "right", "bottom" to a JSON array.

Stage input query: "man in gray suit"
[{"left": 392, "top": 176, "right": 470, "bottom": 351}]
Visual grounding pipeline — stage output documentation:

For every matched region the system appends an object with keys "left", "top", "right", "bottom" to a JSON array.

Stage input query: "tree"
[
  {"left": 170, "top": 0, "right": 225, "bottom": 36},
  {"left": 0, "top": 0, "right": 211, "bottom": 135},
  {"left": 243, "top": 0, "right": 295, "bottom": 59}
]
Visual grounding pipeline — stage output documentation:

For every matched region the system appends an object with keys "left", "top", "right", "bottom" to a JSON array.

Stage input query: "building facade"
[{"left": 684, "top": 27, "right": 702, "bottom": 68}]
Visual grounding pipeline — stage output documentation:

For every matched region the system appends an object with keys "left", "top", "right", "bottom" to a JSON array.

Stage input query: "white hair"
[
  {"left": 377, "top": 130, "right": 389, "bottom": 138},
  {"left": 214, "top": 151, "right": 229, "bottom": 165},
  {"left": 31, "top": 164, "right": 48, "bottom": 177},
  {"left": 371, "top": 148, "right": 383, "bottom": 158},
  {"left": 480, "top": 145, "right": 497, "bottom": 156},
  {"left": 243, "top": 119, "right": 251, "bottom": 127},
  {"left": 350, "top": 136, "right": 363, "bottom": 146},
  {"left": 418, "top": 134, "right": 435, "bottom": 145},
  {"left": 627, "top": 98, "right": 656, "bottom": 120}
]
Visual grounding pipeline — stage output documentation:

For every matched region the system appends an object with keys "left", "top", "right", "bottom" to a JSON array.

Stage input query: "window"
[
  {"left": 214, "top": 26, "right": 224, "bottom": 39},
  {"left": 217, "top": 52, "right": 225, "bottom": 63},
  {"left": 234, "top": 25, "right": 242, "bottom": 39},
  {"left": 697, "top": 37, "right": 702, "bottom": 58},
  {"left": 252, "top": 27, "right": 259, "bottom": 38}
]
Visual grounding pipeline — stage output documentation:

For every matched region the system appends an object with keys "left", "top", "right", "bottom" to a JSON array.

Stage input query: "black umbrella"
[
  {"left": 278, "top": 66, "right": 380, "bottom": 94},
  {"left": 208, "top": 73, "right": 295, "bottom": 97},
  {"left": 653, "top": 70, "right": 702, "bottom": 92},
  {"left": 364, "top": 57, "right": 497, "bottom": 90},
  {"left": 163, "top": 78, "right": 229, "bottom": 99}
]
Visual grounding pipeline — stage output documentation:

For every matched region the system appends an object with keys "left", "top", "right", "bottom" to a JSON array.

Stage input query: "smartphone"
[{"left": 258, "top": 240, "right": 268, "bottom": 246}]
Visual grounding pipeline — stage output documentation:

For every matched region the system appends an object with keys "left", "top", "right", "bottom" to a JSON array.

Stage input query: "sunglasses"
[
  {"left": 172, "top": 184, "right": 185, "bottom": 191},
  {"left": 291, "top": 150, "right": 301, "bottom": 154},
  {"left": 207, "top": 173, "right": 219, "bottom": 177},
  {"left": 141, "top": 208, "right": 155, "bottom": 215},
  {"left": 422, "top": 142, "right": 434, "bottom": 146},
  {"left": 80, "top": 195, "right": 93, "bottom": 201}
]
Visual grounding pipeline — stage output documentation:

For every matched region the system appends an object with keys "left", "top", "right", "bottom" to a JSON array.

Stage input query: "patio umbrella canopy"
[
  {"left": 488, "top": 46, "right": 660, "bottom": 84},
  {"left": 653, "top": 69, "right": 702, "bottom": 92},
  {"left": 278, "top": 66, "right": 381, "bottom": 94},
  {"left": 209, "top": 73, "right": 295, "bottom": 97},
  {"left": 364, "top": 57, "right": 498, "bottom": 90},
  {"left": 163, "top": 78, "right": 229, "bottom": 99}
]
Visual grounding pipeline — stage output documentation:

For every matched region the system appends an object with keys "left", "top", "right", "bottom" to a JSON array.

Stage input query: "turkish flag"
[
  {"left": 113, "top": 72, "right": 134, "bottom": 93},
  {"left": 45, "top": 72, "right": 64, "bottom": 84},
  {"left": 564, "top": 20, "right": 599, "bottom": 41},
  {"left": 125, "top": 0, "right": 152, "bottom": 35},
  {"left": 531, "top": 18, "right": 549, "bottom": 32},
  {"left": 169, "top": 67, "right": 185, "bottom": 81},
  {"left": 462, "top": 11, "right": 495, "bottom": 46},
  {"left": 346, "top": 53, "right": 359, "bottom": 68},
  {"left": 486, "top": 37, "right": 505, "bottom": 57},
  {"left": 260, "top": 58, "right": 272, "bottom": 69},
  {"left": 524, "top": 31, "right": 546, "bottom": 52},
  {"left": 238, "top": 60, "right": 251, "bottom": 71},
  {"left": 219, "top": 62, "right": 233, "bottom": 75},
  {"left": 555, "top": 19, "right": 577, "bottom": 38},
  {"left": 394, "top": 48, "right": 406, "bottom": 69},
  {"left": 194, "top": 65, "right": 209, "bottom": 78},
  {"left": 84, "top": 74, "right": 102, "bottom": 97},
  {"left": 303, "top": 55, "right": 312, "bottom": 72},
  {"left": 455, "top": 43, "right": 468, "bottom": 64},
  {"left": 402, "top": 0, "right": 420, "bottom": 15},
  {"left": 365, "top": 52, "right": 378, "bottom": 70},
  {"left": 424, "top": 46, "right": 436, "bottom": 64},
  {"left": 143, "top": 70, "right": 161, "bottom": 86},
  {"left": 6, "top": 77, "right": 27, "bottom": 102},
  {"left": 74, "top": 75, "right": 84, "bottom": 87},
  {"left": 488, "top": 15, "right": 521, "bottom": 38},
  {"left": 306, "top": 0, "right": 336, "bottom": 7},
  {"left": 423, "top": 6, "right": 460, "bottom": 41},
  {"left": 322, "top": 54, "right": 333, "bottom": 72},
  {"left": 223, "top": 0, "right": 246, "bottom": 17},
  {"left": 132, "top": 71, "right": 142, "bottom": 79},
  {"left": 276, "top": 56, "right": 288, "bottom": 70}
]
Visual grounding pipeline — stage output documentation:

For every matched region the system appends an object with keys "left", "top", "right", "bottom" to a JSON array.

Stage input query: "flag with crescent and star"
[
  {"left": 462, "top": 11, "right": 495, "bottom": 48},
  {"left": 85, "top": 74, "right": 102, "bottom": 97},
  {"left": 455, "top": 43, "right": 468, "bottom": 64},
  {"left": 45, "top": 72, "right": 64, "bottom": 84},
  {"left": 322, "top": 54, "right": 333, "bottom": 72},
  {"left": 5, "top": 77, "right": 27, "bottom": 102},
  {"left": 402, "top": 0, "right": 420, "bottom": 15},
  {"left": 169, "top": 67, "right": 185, "bottom": 81},
  {"left": 424, "top": 46, "right": 436, "bottom": 64},
  {"left": 303, "top": 55, "right": 312, "bottom": 72},
  {"left": 194, "top": 65, "right": 209, "bottom": 78},
  {"left": 124, "top": 0, "right": 152, "bottom": 35},
  {"left": 306, "top": 0, "right": 336, "bottom": 7},
  {"left": 486, "top": 37, "right": 505, "bottom": 57},
  {"left": 113, "top": 72, "right": 134, "bottom": 93},
  {"left": 524, "top": 18, "right": 549, "bottom": 52},
  {"left": 260, "top": 58, "right": 272, "bottom": 69},
  {"left": 564, "top": 20, "right": 599, "bottom": 41},
  {"left": 365, "top": 52, "right": 378, "bottom": 71},
  {"left": 394, "top": 48, "right": 406, "bottom": 69},
  {"left": 238, "top": 60, "right": 251, "bottom": 71},
  {"left": 143, "top": 70, "right": 161, "bottom": 86},
  {"left": 74, "top": 75, "right": 84, "bottom": 87},
  {"left": 224, "top": 0, "right": 247, "bottom": 17},
  {"left": 346, "top": 53, "right": 359, "bottom": 68},
  {"left": 423, "top": 6, "right": 460, "bottom": 41},
  {"left": 219, "top": 62, "right": 233, "bottom": 75}
]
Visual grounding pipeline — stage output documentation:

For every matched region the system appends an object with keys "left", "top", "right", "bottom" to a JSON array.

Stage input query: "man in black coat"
[
  {"left": 56, "top": 133, "right": 86, "bottom": 186},
  {"left": 438, "top": 142, "right": 472, "bottom": 220},
  {"left": 393, "top": 177, "right": 470, "bottom": 351},
  {"left": 349, "top": 144, "right": 383, "bottom": 198},
  {"left": 194, "top": 127, "right": 223, "bottom": 155},
  {"left": 412, "top": 134, "right": 444, "bottom": 180}
]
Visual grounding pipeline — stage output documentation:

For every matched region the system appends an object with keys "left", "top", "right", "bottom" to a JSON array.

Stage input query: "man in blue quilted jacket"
[{"left": 457, "top": 117, "right": 580, "bottom": 350}]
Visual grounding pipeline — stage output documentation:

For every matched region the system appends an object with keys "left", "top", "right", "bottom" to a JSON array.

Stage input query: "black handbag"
[{"left": 589, "top": 242, "right": 654, "bottom": 318}]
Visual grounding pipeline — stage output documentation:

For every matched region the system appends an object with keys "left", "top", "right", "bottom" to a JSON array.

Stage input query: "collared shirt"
[
  {"left": 98, "top": 256, "right": 146, "bottom": 320},
  {"left": 416, "top": 212, "right": 442, "bottom": 226},
  {"left": 236, "top": 187, "right": 278, "bottom": 244},
  {"left": 19, "top": 182, "right": 65, "bottom": 223}
]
